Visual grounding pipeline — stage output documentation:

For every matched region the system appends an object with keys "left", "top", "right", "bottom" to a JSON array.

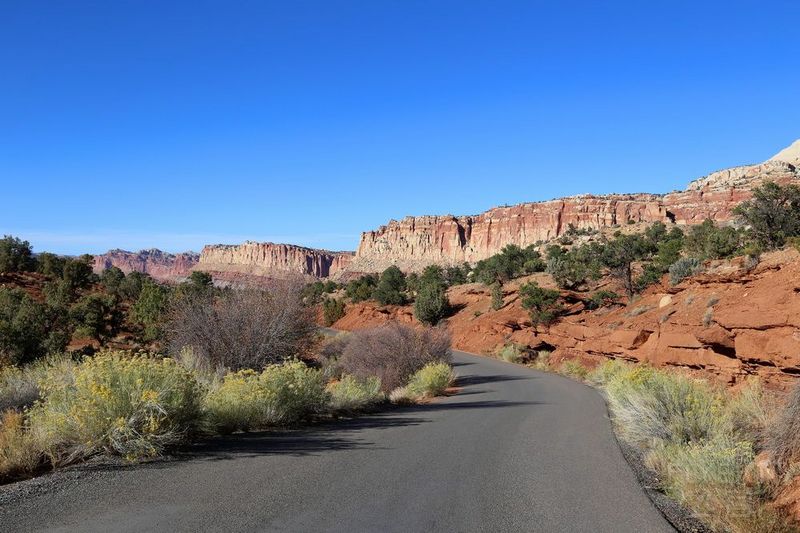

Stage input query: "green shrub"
[
  {"left": 204, "top": 361, "right": 327, "bottom": 433},
  {"left": 473, "top": 244, "right": 543, "bottom": 284},
  {"left": 322, "top": 297, "right": 346, "bottom": 326},
  {"left": 519, "top": 282, "right": 562, "bottom": 327},
  {"left": 490, "top": 282, "right": 503, "bottom": 310},
  {"left": 29, "top": 351, "right": 202, "bottom": 461},
  {"left": 684, "top": 219, "right": 742, "bottom": 259},
  {"left": 69, "top": 293, "right": 122, "bottom": 345},
  {"left": 345, "top": 274, "right": 378, "bottom": 302},
  {"left": 586, "top": 290, "right": 619, "bottom": 310},
  {"left": 131, "top": 280, "right": 170, "bottom": 341},
  {"left": 405, "top": 362, "right": 454, "bottom": 398},
  {"left": 668, "top": 257, "right": 703, "bottom": 286},
  {"left": 734, "top": 181, "right": 800, "bottom": 249},
  {"left": 373, "top": 266, "right": 407, "bottom": 305},
  {"left": 767, "top": 379, "right": 800, "bottom": 475},
  {"left": 414, "top": 281, "right": 449, "bottom": 326},
  {"left": 0, "top": 287, "right": 68, "bottom": 365},
  {"left": 326, "top": 375, "right": 383, "bottom": 412},
  {"left": 0, "top": 235, "right": 35, "bottom": 273}
]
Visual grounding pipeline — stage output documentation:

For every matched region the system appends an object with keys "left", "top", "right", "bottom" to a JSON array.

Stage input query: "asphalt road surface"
[{"left": 0, "top": 350, "right": 673, "bottom": 532}]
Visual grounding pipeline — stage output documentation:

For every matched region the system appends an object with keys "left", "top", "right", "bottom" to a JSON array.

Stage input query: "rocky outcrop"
[
  {"left": 349, "top": 143, "right": 800, "bottom": 273},
  {"left": 93, "top": 249, "right": 199, "bottom": 282},
  {"left": 196, "top": 241, "right": 353, "bottom": 280},
  {"left": 662, "top": 160, "right": 799, "bottom": 224},
  {"left": 351, "top": 195, "right": 667, "bottom": 272}
]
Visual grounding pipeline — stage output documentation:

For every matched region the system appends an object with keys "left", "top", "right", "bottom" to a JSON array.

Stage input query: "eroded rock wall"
[
  {"left": 196, "top": 241, "right": 353, "bottom": 279},
  {"left": 93, "top": 249, "right": 199, "bottom": 282}
]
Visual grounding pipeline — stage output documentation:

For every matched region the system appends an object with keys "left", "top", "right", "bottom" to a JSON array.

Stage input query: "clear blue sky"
[{"left": 2, "top": 1, "right": 799, "bottom": 255}]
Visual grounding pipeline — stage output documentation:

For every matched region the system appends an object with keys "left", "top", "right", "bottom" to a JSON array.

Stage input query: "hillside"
[{"left": 331, "top": 247, "right": 800, "bottom": 387}]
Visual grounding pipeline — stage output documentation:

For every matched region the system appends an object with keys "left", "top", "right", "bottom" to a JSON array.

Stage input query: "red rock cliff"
[
  {"left": 350, "top": 154, "right": 799, "bottom": 273},
  {"left": 93, "top": 249, "right": 199, "bottom": 282},
  {"left": 196, "top": 241, "right": 353, "bottom": 280}
]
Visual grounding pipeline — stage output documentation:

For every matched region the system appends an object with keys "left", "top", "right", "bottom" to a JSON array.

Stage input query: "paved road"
[{"left": 1, "top": 351, "right": 672, "bottom": 532}]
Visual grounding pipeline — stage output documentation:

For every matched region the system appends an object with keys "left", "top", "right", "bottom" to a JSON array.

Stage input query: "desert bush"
[
  {"left": 473, "top": 244, "right": 543, "bottom": 285},
  {"left": 69, "top": 293, "right": 122, "bottom": 345},
  {"left": 0, "top": 235, "right": 35, "bottom": 274},
  {"left": 646, "top": 438, "right": 789, "bottom": 533},
  {"left": 338, "top": 322, "right": 451, "bottom": 392},
  {"left": 204, "top": 361, "right": 327, "bottom": 433},
  {"left": 490, "top": 282, "right": 503, "bottom": 310},
  {"left": 531, "top": 350, "right": 551, "bottom": 370},
  {"left": 29, "top": 351, "right": 202, "bottom": 461},
  {"left": 496, "top": 343, "right": 525, "bottom": 363},
  {"left": 99, "top": 266, "right": 126, "bottom": 296},
  {"left": 406, "top": 362, "right": 454, "bottom": 399},
  {"left": 322, "top": 297, "right": 346, "bottom": 326},
  {"left": 61, "top": 256, "right": 95, "bottom": 292},
  {"left": 586, "top": 290, "right": 619, "bottom": 310},
  {"left": 587, "top": 358, "right": 629, "bottom": 386},
  {"left": 373, "top": 266, "right": 407, "bottom": 305},
  {"left": 684, "top": 219, "right": 743, "bottom": 259},
  {"left": 131, "top": 280, "right": 170, "bottom": 341},
  {"left": 345, "top": 274, "right": 378, "bottom": 302},
  {"left": 36, "top": 252, "right": 65, "bottom": 279},
  {"left": 519, "top": 282, "right": 562, "bottom": 327},
  {"left": 0, "top": 355, "right": 76, "bottom": 412},
  {"left": 326, "top": 375, "right": 383, "bottom": 412},
  {"left": 414, "top": 280, "right": 449, "bottom": 326},
  {"left": 168, "top": 281, "right": 316, "bottom": 371},
  {"left": 0, "top": 410, "right": 46, "bottom": 482},
  {"left": 605, "top": 367, "right": 726, "bottom": 447},
  {"left": 734, "top": 181, "right": 800, "bottom": 249},
  {"left": 388, "top": 386, "right": 414, "bottom": 405},
  {"left": 767, "top": 380, "right": 800, "bottom": 475},
  {"left": 560, "top": 360, "right": 588, "bottom": 380},
  {"left": 0, "top": 287, "right": 69, "bottom": 366},
  {"left": 668, "top": 257, "right": 703, "bottom": 286}
]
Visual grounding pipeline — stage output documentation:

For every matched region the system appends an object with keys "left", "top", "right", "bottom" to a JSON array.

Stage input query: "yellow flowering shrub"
[
  {"left": 326, "top": 375, "right": 383, "bottom": 412},
  {"left": 28, "top": 351, "right": 202, "bottom": 461},
  {"left": 405, "top": 362, "right": 453, "bottom": 399},
  {"left": 204, "top": 361, "right": 328, "bottom": 433}
]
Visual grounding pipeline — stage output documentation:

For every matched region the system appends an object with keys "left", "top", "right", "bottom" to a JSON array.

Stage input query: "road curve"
[{"left": 1, "top": 351, "right": 672, "bottom": 532}]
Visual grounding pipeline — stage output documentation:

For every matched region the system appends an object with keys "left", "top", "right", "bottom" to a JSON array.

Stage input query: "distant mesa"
[{"left": 95, "top": 139, "right": 799, "bottom": 282}]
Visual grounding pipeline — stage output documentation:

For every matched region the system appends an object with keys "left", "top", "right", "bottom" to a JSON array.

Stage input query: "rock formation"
[
  {"left": 349, "top": 142, "right": 800, "bottom": 273},
  {"left": 196, "top": 241, "right": 353, "bottom": 280},
  {"left": 93, "top": 249, "right": 199, "bottom": 282}
]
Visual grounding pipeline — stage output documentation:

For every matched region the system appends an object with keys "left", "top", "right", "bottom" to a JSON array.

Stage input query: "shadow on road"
[{"left": 455, "top": 374, "right": 533, "bottom": 387}]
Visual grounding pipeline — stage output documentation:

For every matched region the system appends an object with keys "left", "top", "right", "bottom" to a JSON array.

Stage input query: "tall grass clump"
[
  {"left": 0, "top": 410, "right": 46, "bottom": 481},
  {"left": 326, "top": 375, "right": 383, "bottom": 413},
  {"left": 767, "top": 380, "right": 800, "bottom": 475},
  {"left": 602, "top": 363, "right": 790, "bottom": 532},
  {"left": 605, "top": 366, "right": 726, "bottom": 446},
  {"left": 0, "top": 354, "right": 76, "bottom": 412},
  {"left": 560, "top": 360, "right": 589, "bottom": 380},
  {"left": 496, "top": 343, "right": 525, "bottom": 364},
  {"left": 28, "top": 351, "right": 202, "bottom": 462},
  {"left": 204, "top": 361, "right": 328, "bottom": 433},
  {"left": 405, "top": 362, "right": 454, "bottom": 399}
]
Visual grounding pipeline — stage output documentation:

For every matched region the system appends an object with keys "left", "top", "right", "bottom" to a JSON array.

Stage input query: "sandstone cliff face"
[
  {"left": 196, "top": 241, "right": 353, "bottom": 280},
  {"left": 349, "top": 150, "right": 800, "bottom": 273},
  {"left": 93, "top": 249, "right": 199, "bottom": 282}
]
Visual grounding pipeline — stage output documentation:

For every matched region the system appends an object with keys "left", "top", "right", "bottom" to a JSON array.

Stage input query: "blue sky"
[{"left": 2, "top": 1, "right": 799, "bottom": 255}]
